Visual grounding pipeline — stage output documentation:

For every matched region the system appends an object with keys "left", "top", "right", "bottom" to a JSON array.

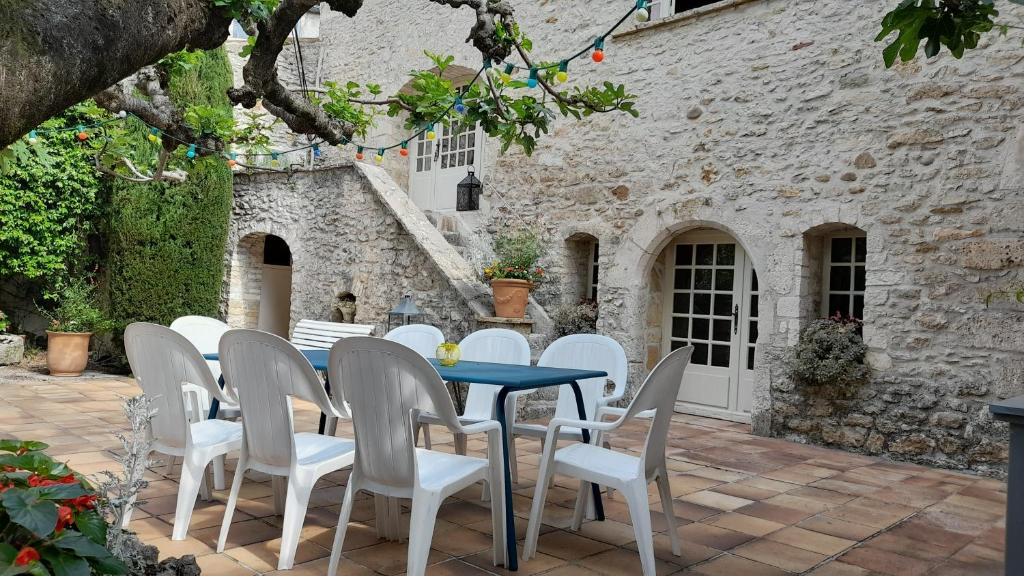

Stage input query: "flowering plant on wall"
[{"left": 482, "top": 229, "right": 545, "bottom": 284}]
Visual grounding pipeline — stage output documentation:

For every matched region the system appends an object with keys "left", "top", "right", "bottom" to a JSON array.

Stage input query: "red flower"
[
  {"left": 14, "top": 547, "right": 39, "bottom": 566},
  {"left": 68, "top": 494, "right": 97, "bottom": 511},
  {"left": 56, "top": 505, "right": 74, "bottom": 533},
  {"left": 0, "top": 482, "right": 13, "bottom": 493},
  {"left": 59, "top": 473, "right": 77, "bottom": 484}
]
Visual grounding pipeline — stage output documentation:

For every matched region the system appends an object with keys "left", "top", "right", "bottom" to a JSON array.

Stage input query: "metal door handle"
[{"left": 733, "top": 305, "right": 739, "bottom": 334}]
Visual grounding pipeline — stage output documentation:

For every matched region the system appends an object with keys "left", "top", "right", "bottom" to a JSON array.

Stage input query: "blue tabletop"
[{"left": 204, "top": 349, "right": 606, "bottom": 388}]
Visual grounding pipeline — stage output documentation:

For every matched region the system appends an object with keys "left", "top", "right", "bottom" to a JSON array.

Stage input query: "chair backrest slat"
[
  {"left": 538, "top": 334, "right": 628, "bottom": 422},
  {"left": 459, "top": 329, "right": 531, "bottom": 419},
  {"left": 291, "top": 319, "right": 374, "bottom": 350},
  {"left": 330, "top": 337, "right": 460, "bottom": 489},
  {"left": 220, "top": 329, "right": 339, "bottom": 468},
  {"left": 383, "top": 324, "right": 445, "bottom": 359},
  {"left": 124, "top": 323, "right": 222, "bottom": 449}
]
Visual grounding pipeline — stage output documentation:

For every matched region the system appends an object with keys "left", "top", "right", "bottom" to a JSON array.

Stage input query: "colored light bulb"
[
  {"left": 592, "top": 37, "right": 606, "bottom": 63},
  {"left": 635, "top": 0, "right": 650, "bottom": 21},
  {"left": 186, "top": 144, "right": 196, "bottom": 159},
  {"left": 355, "top": 146, "right": 364, "bottom": 161},
  {"left": 501, "top": 63, "right": 515, "bottom": 84},
  {"left": 227, "top": 152, "right": 237, "bottom": 167},
  {"left": 27, "top": 130, "right": 37, "bottom": 144},
  {"left": 426, "top": 124, "right": 436, "bottom": 141},
  {"left": 400, "top": 141, "right": 409, "bottom": 157},
  {"left": 527, "top": 68, "right": 538, "bottom": 88},
  {"left": 556, "top": 61, "right": 569, "bottom": 83},
  {"left": 313, "top": 144, "right": 321, "bottom": 158},
  {"left": 375, "top": 149, "right": 384, "bottom": 164},
  {"left": 454, "top": 97, "right": 466, "bottom": 114},
  {"left": 76, "top": 125, "right": 88, "bottom": 141},
  {"left": 270, "top": 152, "right": 280, "bottom": 167}
]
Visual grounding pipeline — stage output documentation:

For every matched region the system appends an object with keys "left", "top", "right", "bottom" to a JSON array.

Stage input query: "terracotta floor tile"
[
  {"left": 195, "top": 552, "right": 258, "bottom": 575},
  {"left": 806, "top": 561, "right": 873, "bottom": 575},
  {"left": 577, "top": 547, "right": 681, "bottom": 576},
  {"left": 838, "top": 546, "right": 936, "bottom": 576},
  {"left": 678, "top": 522, "right": 754, "bottom": 551},
  {"left": 797, "top": 515, "right": 880, "bottom": 541},
  {"left": 463, "top": 549, "right": 565, "bottom": 576},
  {"left": 689, "top": 553, "right": 790, "bottom": 576},
  {"left": 267, "top": 556, "right": 375, "bottom": 576},
  {"left": 766, "top": 526, "right": 855, "bottom": 556},
  {"left": 708, "top": 513, "right": 784, "bottom": 537},
  {"left": 537, "top": 565, "right": 605, "bottom": 576},
  {"left": 224, "top": 537, "right": 330, "bottom": 573},
  {"left": 575, "top": 518, "right": 641, "bottom": 546},
  {"left": 736, "top": 501, "right": 815, "bottom": 525},
  {"left": 822, "top": 499, "right": 915, "bottom": 529},
  {"left": 709, "top": 482, "right": 780, "bottom": 502},
  {"left": 430, "top": 523, "right": 494, "bottom": 556},
  {"left": 343, "top": 541, "right": 450, "bottom": 576},
  {"left": 733, "top": 539, "right": 828, "bottom": 572},
  {"left": 536, "top": 529, "right": 615, "bottom": 560},
  {"left": 678, "top": 490, "right": 753, "bottom": 512},
  {"left": 425, "top": 559, "right": 500, "bottom": 576},
  {"left": 194, "top": 518, "right": 283, "bottom": 550}
]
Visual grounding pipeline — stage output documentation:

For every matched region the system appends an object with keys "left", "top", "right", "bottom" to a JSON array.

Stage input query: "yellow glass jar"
[{"left": 436, "top": 342, "right": 461, "bottom": 367}]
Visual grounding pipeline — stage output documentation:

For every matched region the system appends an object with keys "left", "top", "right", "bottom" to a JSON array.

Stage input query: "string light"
[
  {"left": 13, "top": 2, "right": 642, "bottom": 168},
  {"left": 374, "top": 148, "right": 385, "bottom": 164},
  {"left": 227, "top": 152, "right": 238, "bottom": 167},
  {"left": 635, "top": 0, "right": 650, "bottom": 22},
  {"left": 556, "top": 61, "right": 569, "bottom": 83},
  {"left": 501, "top": 62, "right": 515, "bottom": 84}
]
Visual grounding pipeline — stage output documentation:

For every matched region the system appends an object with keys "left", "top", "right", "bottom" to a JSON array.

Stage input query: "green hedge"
[
  {"left": 0, "top": 105, "right": 106, "bottom": 289},
  {"left": 106, "top": 48, "right": 233, "bottom": 327}
]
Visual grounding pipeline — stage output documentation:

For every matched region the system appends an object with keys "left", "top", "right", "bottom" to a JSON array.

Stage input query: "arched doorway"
[
  {"left": 227, "top": 233, "right": 293, "bottom": 337},
  {"left": 658, "top": 228, "right": 758, "bottom": 422},
  {"left": 403, "top": 65, "right": 484, "bottom": 212}
]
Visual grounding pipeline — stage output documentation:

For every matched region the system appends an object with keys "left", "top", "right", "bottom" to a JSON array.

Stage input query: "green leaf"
[
  {"left": 72, "top": 511, "right": 107, "bottom": 545},
  {"left": 31, "top": 484, "right": 87, "bottom": 501},
  {"left": 0, "top": 441, "right": 48, "bottom": 454},
  {"left": 39, "top": 549, "right": 88, "bottom": 576},
  {"left": 1, "top": 490, "right": 57, "bottom": 537},
  {"left": 51, "top": 534, "right": 110, "bottom": 560}
]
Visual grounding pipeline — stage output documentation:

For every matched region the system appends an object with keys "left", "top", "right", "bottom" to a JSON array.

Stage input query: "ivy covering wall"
[{"left": 106, "top": 48, "right": 234, "bottom": 327}]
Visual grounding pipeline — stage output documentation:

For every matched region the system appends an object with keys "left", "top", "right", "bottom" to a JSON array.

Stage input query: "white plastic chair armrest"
[
  {"left": 458, "top": 419, "right": 502, "bottom": 436},
  {"left": 596, "top": 390, "right": 626, "bottom": 409},
  {"left": 595, "top": 405, "right": 656, "bottom": 421}
]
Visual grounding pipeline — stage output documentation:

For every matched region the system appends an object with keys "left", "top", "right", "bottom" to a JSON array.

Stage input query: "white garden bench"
[{"left": 290, "top": 319, "right": 375, "bottom": 350}]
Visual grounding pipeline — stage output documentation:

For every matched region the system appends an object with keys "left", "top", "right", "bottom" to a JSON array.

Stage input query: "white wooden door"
[
  {"left": 408, "top": 121, "right": 482, "bottom": 211},
  {"left": 663, "top": 230, "right": 757, "bottom": 422}
]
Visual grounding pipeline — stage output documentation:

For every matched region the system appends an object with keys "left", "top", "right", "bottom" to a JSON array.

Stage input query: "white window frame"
[
  {"left": 647, "top": 0, "right": 728, "bottom": 21},
  {"left": 822, "top": 232, "right": 867, "bottom": 319}
]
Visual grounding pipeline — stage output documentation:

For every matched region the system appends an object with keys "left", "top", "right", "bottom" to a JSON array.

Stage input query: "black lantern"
[
  {"left": 387, "top": 294, "right": 423, "bottom": 331},
  {"left": 456, "top": 170, "right": 482, "bottom": 211}
]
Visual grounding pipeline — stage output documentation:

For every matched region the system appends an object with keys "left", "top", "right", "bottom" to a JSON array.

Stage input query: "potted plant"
[
  {"left": 483, "top": 230, "right": 545, "bottom": 319},
  {"left": 38, "top": 279, "right": 112, "bottom": 377}
]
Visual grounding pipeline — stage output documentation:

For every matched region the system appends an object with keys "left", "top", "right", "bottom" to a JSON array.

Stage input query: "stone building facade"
[{"left": 226, "top": 0, "right": 1024, "bottom": 473}]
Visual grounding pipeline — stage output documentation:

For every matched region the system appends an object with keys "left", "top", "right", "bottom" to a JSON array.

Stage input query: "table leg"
[
  {"left": 318, "top": 374, "right": 330, "bottom": 435},
  {"left": 495, "top": 387, "right": 517, "bottom": 570},
  {"left": 207, "top": 376, "right": 225, "bottom": 420},
  {"left": 1007, "top": 423, "right": 1024, "bottom": 575},
  {"left": 568, "top": 381, "right": 605, "bottom": 522}
]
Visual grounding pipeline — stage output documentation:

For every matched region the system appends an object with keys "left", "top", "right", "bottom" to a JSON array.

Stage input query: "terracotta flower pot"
[
  {"left": 491, "top": 279, "right": 532, "bottom": 319},
  {"left": 46, "top": 331, "right": 92, "bottom": 377}
]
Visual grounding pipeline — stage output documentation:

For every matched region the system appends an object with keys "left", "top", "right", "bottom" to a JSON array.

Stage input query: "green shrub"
[
  {"left": 483, "top": 229, "right": 546, "bottom": 283},
  {"left": 106, "top": 48, "right": 233, "bottom": 328},
  {"left": 38, "top": 278, "right": 113, "bottom": 334},
  {"left": 0, "top": 104, "right": 107, "bottom": 290},
  {"left": 786, "top": 317, "right": 869, "bottom": 390}
]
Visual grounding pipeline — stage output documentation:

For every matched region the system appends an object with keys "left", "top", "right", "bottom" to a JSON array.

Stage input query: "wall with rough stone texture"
[
  {"left": 247, "top": 0, "right": 1024, "bottom": 473},
  {"left": 223, "top": 168, "right": 476, "bottom": 342}
]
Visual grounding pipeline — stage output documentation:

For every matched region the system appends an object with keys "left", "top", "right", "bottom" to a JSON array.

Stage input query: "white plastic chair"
[
  {"left": 384, "top": 324, "right": 445, "bottom": 449},
  {"left": 419, "top": 328, "right": 531, "bottom": 456},
  {"left": 216, "top": 329, "right": 355, "bottom": 570},
  {"left": 325, "top": 337, "right": 507, "bottom": 576},
  {"left": 169, "top": 315, "right": 235, "bottom": 489},
  {"left": 508, "top": 334, "right": 628, "bottom": 483},
  {"left": 522, "top": 346, "right": 694, "bottom": 576},
  {"left": 122, "top": 322, "right": 242, "bottom": 540}
]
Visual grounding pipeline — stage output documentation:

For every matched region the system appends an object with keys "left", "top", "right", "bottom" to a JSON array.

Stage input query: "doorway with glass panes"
[
  {"left": 662, "top": 230, "right": 758, "bottom": 423},
  {"left": 408, "top": 121, "right": 483, "bottom": 212}
]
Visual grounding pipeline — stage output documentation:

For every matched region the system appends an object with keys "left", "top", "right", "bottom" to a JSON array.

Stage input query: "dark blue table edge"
[{"left": 203, "top": 350, "right": 608, "bottom": 570}]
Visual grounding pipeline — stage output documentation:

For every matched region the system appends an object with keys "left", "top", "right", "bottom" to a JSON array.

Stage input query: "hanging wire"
[{"left": 23, "top": 1, "right": 642, "bottom": 159}]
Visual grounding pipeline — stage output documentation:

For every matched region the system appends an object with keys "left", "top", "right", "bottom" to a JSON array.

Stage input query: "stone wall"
[
  {"left": 255, "top": 0, "right": 1024, "bottom": 473},
  {"left": 224, "top": 167, "right": 477, "bottom": 341}
]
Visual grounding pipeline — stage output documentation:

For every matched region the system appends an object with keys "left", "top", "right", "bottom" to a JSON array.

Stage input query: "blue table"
[{"left": 205, "top": 349, "right": 607, "bottom": 570}]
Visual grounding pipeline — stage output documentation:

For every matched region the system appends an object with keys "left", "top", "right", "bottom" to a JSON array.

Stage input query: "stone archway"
[{"left": 226, "top": 232, "right": 293, "bottom": 336}]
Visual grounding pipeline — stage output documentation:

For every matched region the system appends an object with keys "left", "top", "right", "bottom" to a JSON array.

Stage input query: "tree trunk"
[{"left": 0, "top": 0, "right": 230, "bottom": 147}]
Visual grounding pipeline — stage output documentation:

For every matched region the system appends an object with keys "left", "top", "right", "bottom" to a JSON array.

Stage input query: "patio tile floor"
[{"left": 0, "top": 369, "right": 1007, "bottom": 575}]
